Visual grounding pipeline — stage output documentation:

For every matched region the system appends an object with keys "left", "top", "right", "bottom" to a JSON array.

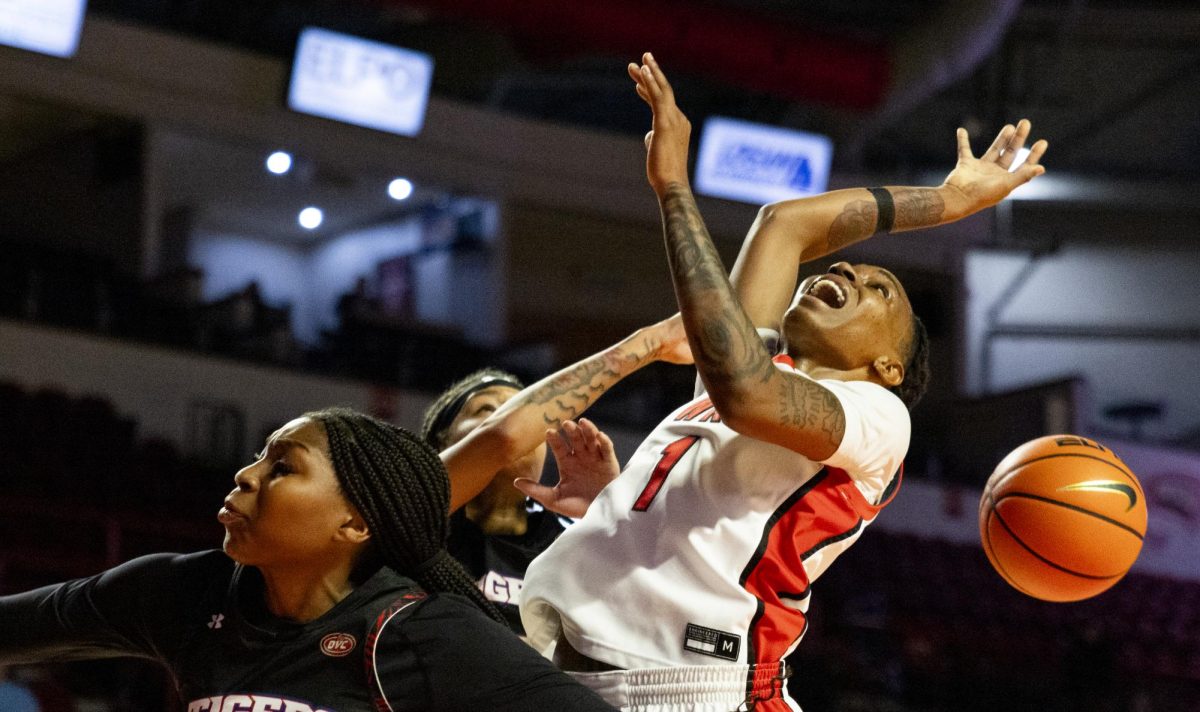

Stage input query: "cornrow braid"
[
  {"left": 890, "top": 313, "right": 931, "bottom": 411},
  {"left": 307, "top": 407, "right": 505, "bottom": 624}
]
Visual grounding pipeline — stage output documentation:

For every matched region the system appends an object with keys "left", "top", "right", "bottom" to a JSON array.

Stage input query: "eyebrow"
[{"left": 876, "top": 268, "right": 903, "bottom": 296}]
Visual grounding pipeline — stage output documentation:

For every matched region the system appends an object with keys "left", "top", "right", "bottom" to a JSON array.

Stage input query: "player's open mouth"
[{"left": 806, "top": 278, "right": 847, "bottom": 308}]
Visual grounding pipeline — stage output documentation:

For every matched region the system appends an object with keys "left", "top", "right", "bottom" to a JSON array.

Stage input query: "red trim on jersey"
[
  {"left": 740, "top": 464, "right": 903, "bottom": 676},
  {"left": 675, "top": 398, "right": 720, "bottom": 423},
  {"left": 365, "top": 593, "right": 426, "bottom": 712}
]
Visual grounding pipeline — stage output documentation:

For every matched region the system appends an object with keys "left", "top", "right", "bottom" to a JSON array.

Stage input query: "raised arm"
[
  {"left": 628, "top": 52, "right": 1045, "bottom": 459},
  {"left": 730, "top": 122, "right": 1048, "bottom": 330},
  {"left": 441, "top": 314, "right": 690, "bottom": 512}
]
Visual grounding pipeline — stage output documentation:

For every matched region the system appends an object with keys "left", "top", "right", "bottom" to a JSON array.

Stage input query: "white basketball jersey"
[{"left": 521, "top": 356, "right": 911, "bottom": 671}]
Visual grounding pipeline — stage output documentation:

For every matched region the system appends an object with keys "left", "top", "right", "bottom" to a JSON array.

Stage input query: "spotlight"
[
  {"left": 388, "top": 177, "right": 414, "bottom": 201},
  {"left": 298, "top": 206, "right": 323, "bottom": 229},
  {"left": 266, "top": 151, "right": 293, "bottom": 175}
]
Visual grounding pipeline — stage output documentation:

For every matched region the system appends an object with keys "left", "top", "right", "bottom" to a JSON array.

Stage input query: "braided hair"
[
  {"left": 890, "top": 312, "right": 931, "bottom": 411},
  {"left": 306, "top": 407, "right": 505, "bottom": 624}
]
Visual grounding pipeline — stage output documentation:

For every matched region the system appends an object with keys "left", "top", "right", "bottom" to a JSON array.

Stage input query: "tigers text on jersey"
[{"left": 521, "top": 360, "right": 910, "bottom": 672}]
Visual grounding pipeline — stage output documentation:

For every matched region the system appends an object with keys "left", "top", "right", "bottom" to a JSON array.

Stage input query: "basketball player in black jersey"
[{"left": 0, "top": 407, "right": 618, "bottom": 711}]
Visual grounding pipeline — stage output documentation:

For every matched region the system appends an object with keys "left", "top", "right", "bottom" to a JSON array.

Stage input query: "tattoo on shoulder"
[
  {"left": 778, "top": 378, "right": 845, "bottom": 449},
  {"left": 826, "top": 199, "right": 878, "bottom": 252},
  {"left": 892, "top": 188, "right": 944, "bottom": 228}
]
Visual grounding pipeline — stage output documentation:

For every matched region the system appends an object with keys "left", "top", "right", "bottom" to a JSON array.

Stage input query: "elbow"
[
  {"left": 756, "top": 203, "right": 781, "bottom": 227},
  {"left": 708, "top": 385, "right": 765, "bottom": 432}
]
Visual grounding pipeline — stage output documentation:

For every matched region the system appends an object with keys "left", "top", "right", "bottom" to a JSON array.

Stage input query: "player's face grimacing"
[
  {"left": 781, "top": 261, "right": 915, "bottom": 388},
  {"left": 219, "top": 417, "right": 364, "bottom": 567}
]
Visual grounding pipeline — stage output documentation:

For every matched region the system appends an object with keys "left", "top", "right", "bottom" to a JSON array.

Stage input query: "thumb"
[{"left": 514, "top": 478, "right": 556, "bottom": 505}]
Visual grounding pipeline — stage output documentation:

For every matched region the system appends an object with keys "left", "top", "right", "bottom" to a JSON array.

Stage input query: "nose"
[
  {"left": 233, "top": 466, "right": 258, "bottom": 493},
  {"left": 829, "top": 262, "right": 859, "bottom": 283}
]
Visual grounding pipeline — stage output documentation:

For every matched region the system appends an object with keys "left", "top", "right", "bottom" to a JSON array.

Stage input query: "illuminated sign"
[
  {"left": 0, "top": 0, "right": 87, "bottom": 58},
  {"left": 288, "top": 27, "right": 433, "bottom": 137},
  {"left": 695, "top": 116, "right": 833, "bottom": 205}
]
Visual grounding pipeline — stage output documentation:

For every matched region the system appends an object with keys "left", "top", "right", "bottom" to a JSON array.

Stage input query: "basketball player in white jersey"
[{"left": 508, "top": 54, "right": 1050, "bottom": 712}]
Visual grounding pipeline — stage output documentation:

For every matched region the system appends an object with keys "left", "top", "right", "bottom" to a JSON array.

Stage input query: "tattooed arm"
[
  {"left": 440, "top": 314, "right": 691, "bottom": 512},
  {"left": 729, "top": 123, "right": 1049, "bottom": 330},
  {"left": 628, "top": 53, "right": 855, "bottom": 458}
]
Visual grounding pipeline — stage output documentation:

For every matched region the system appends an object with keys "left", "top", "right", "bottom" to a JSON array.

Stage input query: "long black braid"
[{"left": 306, "top": 407, "right": 505, "bottom": 624}]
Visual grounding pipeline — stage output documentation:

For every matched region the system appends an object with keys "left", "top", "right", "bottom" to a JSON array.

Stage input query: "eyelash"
[
  {"left": 872, "top": 283, "right": 890, "bottom": 298},
  {"left": 268, "top": 460, "right": 292, "bottom": 478}
]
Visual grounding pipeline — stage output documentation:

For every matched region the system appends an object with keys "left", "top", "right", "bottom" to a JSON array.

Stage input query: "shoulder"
[
  {"left": 95, "top": 550, "right": 231, "bottom": 591},
  {"left": 813, "top": 377, "right": 910, "bottom": 481}
]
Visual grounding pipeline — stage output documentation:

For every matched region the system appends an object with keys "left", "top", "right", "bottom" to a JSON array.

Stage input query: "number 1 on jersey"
[{"left": 633, "top": 435, "right": 700, "bottom": 512}]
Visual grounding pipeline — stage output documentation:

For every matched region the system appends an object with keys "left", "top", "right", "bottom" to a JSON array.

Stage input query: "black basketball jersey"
[
  {"left": 447, "top": 502, "right": 570, "bottom": 635},
  {"left": 0, "top": 550, "right": 613, "bottom": 712}
]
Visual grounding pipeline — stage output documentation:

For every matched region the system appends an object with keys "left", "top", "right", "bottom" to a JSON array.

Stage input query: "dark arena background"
[{"left": 2, "top": 1, "right": 1200, "bottom": 710}]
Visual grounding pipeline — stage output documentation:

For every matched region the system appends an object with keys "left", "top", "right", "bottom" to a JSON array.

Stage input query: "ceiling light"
[
  {"left": 388, "top": 177, "right": 414, "bottom": 201},
  {"left": 298, "top": 206, "right": 323, "bottom": 229},
  {"left": 267, "top": 151, "right": 293, "bottom": 175}
]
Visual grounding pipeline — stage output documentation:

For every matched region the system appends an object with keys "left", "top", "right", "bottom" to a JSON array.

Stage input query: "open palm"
[{"left": 943, "top": 119, "right": 1049, "bottom": 211}]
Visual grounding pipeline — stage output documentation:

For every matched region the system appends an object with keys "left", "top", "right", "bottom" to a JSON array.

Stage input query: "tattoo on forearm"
[
  {"left": 892, "top": 188, "right": 945, "bottom": 229},
  {"left": 826, "top": 199, "right": 878, "bottom": 252},
  {"left": 661, "top": 184, "right": 776, "bottom": 396},
  {"left": 523, "top": 334, "right": 661, "bottom": 427},
  {"left": 824, "top": 188, "right": 946, "bottom": 253},
  {"left": 778, "top": 379, "right": 845, "bottom": 448}
]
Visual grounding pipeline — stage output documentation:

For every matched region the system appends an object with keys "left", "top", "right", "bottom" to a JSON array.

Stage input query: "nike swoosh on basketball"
[{"left": 1058, "top": 480, "right": 1138, "bottom": 511}]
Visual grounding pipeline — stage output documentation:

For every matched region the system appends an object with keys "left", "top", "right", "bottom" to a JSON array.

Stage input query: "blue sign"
[
  {"left": 0, "top": 0, "right": 87, "bottom": 58},
  {"left": 695, "top": 117, "right": 833, "bottom": 205},
  {"left": 288, "top": 28, "right": 434, "bottom": 137}
]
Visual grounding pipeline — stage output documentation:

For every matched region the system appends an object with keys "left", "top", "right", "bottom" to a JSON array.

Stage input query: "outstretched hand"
[
  {"left": 627, "top": 52, "right": 691, "bottom": 197},
  {"left": 943, "top": 119, "right": 1049, "bottom": 214},
  {"left": 514, "top": 418, "right": 620, "bottom": 520}
]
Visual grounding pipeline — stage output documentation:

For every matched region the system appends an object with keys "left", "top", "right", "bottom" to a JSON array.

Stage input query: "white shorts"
[{"left": 566, "top": 662, "right": 799, "bottom": 712}]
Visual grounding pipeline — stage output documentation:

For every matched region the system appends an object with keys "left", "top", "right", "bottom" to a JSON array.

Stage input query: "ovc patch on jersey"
[
  {"left": 186, "top": 695, "right": 331, "bottom": 712},
  {"left": 319, "top": 632, "right": 356, "bottom": 657},
  {"left": 683, "top": 622, "right": 740, "bottom": 661}
]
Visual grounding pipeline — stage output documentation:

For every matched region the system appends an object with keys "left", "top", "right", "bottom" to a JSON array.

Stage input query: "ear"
[
  {"left": 335, "top": 511, "right": 372, "bottom": 546},
  {"left": 871, "top": 354, "right": 905, "bottom": 388}
]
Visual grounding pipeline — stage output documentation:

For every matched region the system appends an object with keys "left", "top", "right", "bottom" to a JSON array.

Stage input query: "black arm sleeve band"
[{"left": 868, "top": 187, "right": 895, "bottom": 234}]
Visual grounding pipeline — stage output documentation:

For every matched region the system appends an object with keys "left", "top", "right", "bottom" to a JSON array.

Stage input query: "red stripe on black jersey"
[{"left": 364, "top": 593, "right": 426, "bottom": 712}]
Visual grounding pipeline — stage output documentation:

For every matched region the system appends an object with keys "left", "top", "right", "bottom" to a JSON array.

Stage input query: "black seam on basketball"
[
  {"left": 984, "top": 499, "right": 1041, "bottom": 598},
  {"left": 991, "top": 453, "right": 1143, "bottom": 497},
  {"left": 992, "top": 507, "right": 1128, "bottom": 580},
  {"left": 994, "top": 492, "right": 1144, "bottom": 541}
]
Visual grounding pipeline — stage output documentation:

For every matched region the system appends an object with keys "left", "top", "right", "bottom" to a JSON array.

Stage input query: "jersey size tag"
[{"left": 683, "top": 622, "right": 741, "bottom": 661}]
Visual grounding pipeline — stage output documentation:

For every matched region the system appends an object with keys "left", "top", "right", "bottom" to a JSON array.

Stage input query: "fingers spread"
[
  {"left": 956, "top": 127, "right": 973, "bottom": 161},
  {"left": 1026, "top": 138, "right": 1049, "bottom": 166},
  {"left": 644, "top": 52, "right": 674, "bottom": 103},
  {"left": 998, "top": 119, "right": 1032, "bottom": 169},
  {"left": 1016, "top": 163, "right": 1047, "bottom": 184},
  {"left": 546, "top": 427, "right": 573, "bottom": 457},
  {"left": 982, "top": 124, "right": 1015, "bottom": 163}
]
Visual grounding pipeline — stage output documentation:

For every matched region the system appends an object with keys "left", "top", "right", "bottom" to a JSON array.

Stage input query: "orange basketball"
[{"left": 979, "top": 434, "right": 1148, "bottom": 602}]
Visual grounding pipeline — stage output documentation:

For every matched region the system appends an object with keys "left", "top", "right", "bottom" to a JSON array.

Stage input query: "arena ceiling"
[{"left": 84, "top": 0, "right": 1200, "bottom": 184}]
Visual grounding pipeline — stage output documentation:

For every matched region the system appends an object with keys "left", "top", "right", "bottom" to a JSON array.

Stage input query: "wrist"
[{"left": 937, "top": 182, "right": 978, "bottom": 223}]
